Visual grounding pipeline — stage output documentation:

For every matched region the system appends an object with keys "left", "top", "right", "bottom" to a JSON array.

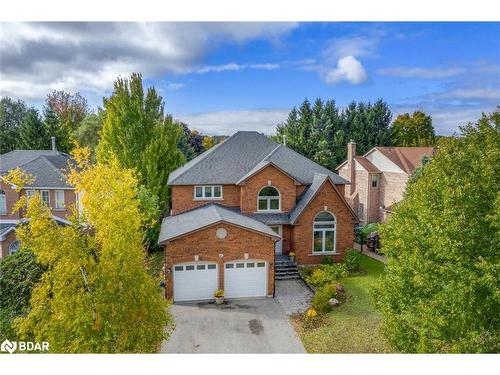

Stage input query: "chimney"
[
  {"left": 51, "top": 136, "right": 57, "bottom": 151},
  {"left": 347, "top": 140, "right": 356, "bottom": 195},
  {"left": 283, "top": 135, "right": 287, "bottom": 147}
]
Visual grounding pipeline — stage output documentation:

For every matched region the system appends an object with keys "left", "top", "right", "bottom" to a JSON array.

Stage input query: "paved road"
[{"left": 161, "top": 298, "right": 305, "bottom": 353}]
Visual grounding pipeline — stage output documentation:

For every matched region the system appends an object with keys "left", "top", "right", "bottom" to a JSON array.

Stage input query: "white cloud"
[
  {"left": 323, "top": 56, "right": 367, "bottom": 85},
  {"left": 0, "top": 22, "right": 296, "bottom": 101},
  {"left": 323, "top": 35, "right": 379, "bottom": 62},
  {"left": 196, "top": 63, "right": 279, "bottom": 74},
  {"left": 438, "top": 88, "right": 500, "bottom": 100},
  {"left": 166, "top": 83, "right": 185, "bottom": 90},
  {"left": 377, "top": 66, "right": 466, "bottom": 79},
  {"left": 175, "top": 109, "right": 290, "bottom": 136}
]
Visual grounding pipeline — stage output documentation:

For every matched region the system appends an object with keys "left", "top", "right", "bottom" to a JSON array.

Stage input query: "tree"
[
  {"left": 72, "top": 113, "right": 102, "bottom": 158},
  {"left": 0, "top": 97, "right": 28, "bottom": 153},
  {"left": 177, "top": 122, "right": 198, "bottom": 161},
  {"left": 98, "top": 73, "right": 185, "bottom": 215},
  {"left": 12, "top": 151, "right": 169, "bottom": 353},
  {"left": 372, "top": 108, "right": 500, "bottom": 353},
  {"left": 275, "top": 98, "right": 393, "bottom": 170},
  {"left": 45, "top": 90, "right": 90, "bottom": 152},
  {"left": 391, "top": 111, "right": 436, "bottom": 146},
  {"left": 18, "top": 108, "right": 49, "bottom": 150},
  {"left": 202, "top": 135, "right": 216, "bottom": 150},
  {"left": 0, "top": 248, "right": 45, "bottom": 341}
]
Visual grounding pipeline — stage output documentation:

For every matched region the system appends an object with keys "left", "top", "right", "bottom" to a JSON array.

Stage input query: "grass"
[{"left": 292, "top": 254, "right": 392, "bottom": 353}]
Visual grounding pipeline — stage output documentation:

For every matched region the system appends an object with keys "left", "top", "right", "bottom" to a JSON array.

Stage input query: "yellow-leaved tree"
[{"left": 14, "top": 147, "right": 169, "bottom": 353}]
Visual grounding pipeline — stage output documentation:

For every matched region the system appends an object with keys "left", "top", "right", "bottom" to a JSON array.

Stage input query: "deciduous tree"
[
  {"left": 391, "top": 111, "right": 436, "bottom": 146},
  {"left": 372, "top": 108, "right": 500, "bottom": 353},
  {"left": 0, "top": 97, "right": 28, "bottom": 153}
]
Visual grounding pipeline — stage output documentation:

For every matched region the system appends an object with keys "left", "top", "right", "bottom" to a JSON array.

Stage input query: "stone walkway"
[{"left": 275, "top": 279, "right": 313, "bottom": 316}]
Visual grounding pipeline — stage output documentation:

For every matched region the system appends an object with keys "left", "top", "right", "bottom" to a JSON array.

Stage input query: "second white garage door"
[
  {"left": 224, "top": 260, "right": 267, "bottom": 299},
  {"left": 173, "top": 262, "right": 218, "bottom": 302}
]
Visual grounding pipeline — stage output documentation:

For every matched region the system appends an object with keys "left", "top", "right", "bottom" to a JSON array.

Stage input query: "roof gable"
[
  {"left": 236, "top": 161, "right": 301, "bottom": 185},
  {"left": 167, "top": 131, "right": 349, "bottom": 186},
  {"left": 158, "top": 203, "right": 281, "bottom": 243}
]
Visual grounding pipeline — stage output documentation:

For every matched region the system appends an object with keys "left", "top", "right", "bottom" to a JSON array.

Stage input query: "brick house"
[
  {"left": 158, "top": 131, "right": 357, "bottom": 302},
  {"left": 0, "top": 141, "right": 77, "bottom": 257},
  {"left": 336, "top": 141, "right": 435, "bottom": 224}
]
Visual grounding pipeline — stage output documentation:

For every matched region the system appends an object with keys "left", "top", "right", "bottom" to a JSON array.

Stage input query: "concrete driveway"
[{"left": 161, "top": 298, "right": 305, "bottom": 353}]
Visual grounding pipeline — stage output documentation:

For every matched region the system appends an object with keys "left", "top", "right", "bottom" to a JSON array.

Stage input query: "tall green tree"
[
  {"left": 72, "top": 113, "right": 102, "bottom": 158},
  {"left": 98, "top": 73, "right": 185, "bottom": 214},
  {"left": 274, "top": 98, "right": 392, "bottom": 170},
  {"left": 18, "top": 109, "right": 49, "bottom": 150},
  {"left": 391, "top": 111, "right": 436, "bottom": 146},
  {"left": 373, "top": 108, "right": 500, "bottom": 353},
  {"left": 0, "top": 97, "right": 28, "bottom": 153}
]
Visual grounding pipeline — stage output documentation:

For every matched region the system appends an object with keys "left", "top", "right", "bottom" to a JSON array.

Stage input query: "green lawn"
[{"left": 293, "top": 254, "right": 392, "bottom": 353}]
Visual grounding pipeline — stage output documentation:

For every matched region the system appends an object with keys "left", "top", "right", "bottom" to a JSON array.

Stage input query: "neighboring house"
[
  {"left": 158, "top": 131, "right": 357, "bottom": 302},
  {"left": 336, "top": 141, "right": 435, "bottom": 224},
  {"left": 0, "top": 140, "right": 76, "bottom": 257}
]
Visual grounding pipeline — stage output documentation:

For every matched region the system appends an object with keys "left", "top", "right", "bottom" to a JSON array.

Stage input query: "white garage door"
[
  {"left": 173, "top": 263, "right": 218, "bottom": 302},
  {"left": 224, "top": 260, "right": 267, "bottom": 299}
]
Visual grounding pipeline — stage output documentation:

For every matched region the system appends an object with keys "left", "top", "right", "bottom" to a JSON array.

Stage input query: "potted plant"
[
  {"left": 289, "top": 251, "right": 296, "bottom": 262},
  {"left": 214, "top": 289, "right": 224, "bottom": 305}
]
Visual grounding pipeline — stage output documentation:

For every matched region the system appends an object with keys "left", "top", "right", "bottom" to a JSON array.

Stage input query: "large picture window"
[
  {"left": 257, "top": 186, "right": 280, "bottom": 212},
  {"left": 312, "top": 211, "right": 336, "bottom": 253}
]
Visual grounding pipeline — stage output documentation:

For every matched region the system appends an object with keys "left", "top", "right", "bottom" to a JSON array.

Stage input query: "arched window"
[
  {"left": 9, "top": 240, "right": 20, "bottom": 255},
  {"left": 0, "top": 190, "right": 6, "bottom": 215},
  {"left": 257, "top": 186, "right": 280, "bottom": 212},
  {"left": 313, "top": 211, "right": 336, "bottom": 253}
]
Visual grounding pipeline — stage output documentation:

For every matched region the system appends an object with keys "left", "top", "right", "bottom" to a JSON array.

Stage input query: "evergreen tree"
[
  {"left": 18, "top": 109, "right": 49, "bottom": 149},
  {"left": 0, "top": 97, "right": 27, "bottom": 153},
  {"left": 72, "top": 113, "right": 102, "bottom": 158}
]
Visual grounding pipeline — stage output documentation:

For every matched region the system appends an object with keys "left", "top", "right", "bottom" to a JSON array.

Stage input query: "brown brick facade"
[
  {"left": 291, "top": 181, "right": 355, "bottom": 265},
  {"left": 171, "top": 184, "right": 240, "bottom": 214},
  {"left": 240, "top": 165, "right": 297, "bottom": 213},
  {"left": 163, "top": 223, "right": 276, "bottom": 299}
]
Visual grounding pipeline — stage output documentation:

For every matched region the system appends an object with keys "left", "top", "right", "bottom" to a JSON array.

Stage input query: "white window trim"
[
  {"left": 55, "top": 190, "right": 65, "bottom": 210},
  {"left": 0, "top": 190, "right": 7, "bottom": 215},
  {"left": 9, "top": 240, "right": 20, "bottom": 255},
  {"left": 311, "top": 211, "right": 337, "bottom": 255},
  {"left": 40, "top": 190, "right": 50, "bottom": 206},
  {"left": 257, "top": 186, "right": 281, "bottom": 212},
  {"left": 193, "top": 185, "right": 224, "bottom": 200}
]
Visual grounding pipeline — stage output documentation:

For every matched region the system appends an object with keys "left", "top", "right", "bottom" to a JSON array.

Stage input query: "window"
[
  {"left": 55, "top": 190, "right": 65, "bottom": 209},
  {"left": 9, "top": 240, "right": 20, "bottom": 255},
  {"left": 257, "top": 262, "right": 265, "bottom": 268},
  {"left": 207, "top": 264, "right": 216, "bottom": 270},
  {"left": 257, "top": 186, "right": 280, "bottom": 212},
  {"left": 371, "top": 175, "right": 379, "bottom": 188},
  {"left": 0, "top": 190, "right": 6, "bottom": 215},
  {"left": 185, "top": 265, "right": 195, "bottom": 271},
  {"left": 246, "top": 262, "right": 255, "bottom": 268},
  {"left": 225, "top": 264, "right": 234, "bottom": 269},
  {"left": 236, "top": 263, "right": 245, "bottom": 268},
  {"left": 194, "top": 185, "right": 223, "bottom": 199},
  {"left": 312, "top": 211, "right": 336, "bottom": 254},
  {"left": 174, "top": 266, "right": 184, "bottom": 271},
  {"left": 41, "top": 190, "right": 50, "bottom": 206}
]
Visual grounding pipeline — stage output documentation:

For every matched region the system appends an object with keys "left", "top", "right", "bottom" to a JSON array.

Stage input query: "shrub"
[
  {"left": 312, "top": 284, "right": 339, "bottom": 313},
  {"left": 322, "top": 256, "right": 334, "bottom": 265},
  {"left": 305, "top": 264, "right": 348, "bottom": 287},
  {"left": 344, "top": 249, "right": 361, "bottom": 272}
]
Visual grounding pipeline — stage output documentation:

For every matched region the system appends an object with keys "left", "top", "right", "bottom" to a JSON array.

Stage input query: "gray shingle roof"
[
  {"left": 0, "top": 223, "right": 16, "bottom": 239},
  {"left": 158, "top": 203, "right": 281, "bottom": 243},
  {"left": 0, "top": 150, "right": 73, "bottom": 188},
  {"left": 289, "top": 173, "right": 329, "bottom": 224},
  {"left": 167, "top": 131, "right": 349, "bottom": 185}
]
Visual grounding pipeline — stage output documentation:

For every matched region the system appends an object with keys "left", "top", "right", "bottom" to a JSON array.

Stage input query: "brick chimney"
[{"left": 347, "top": 140, "right": 356, "bottom": 195}]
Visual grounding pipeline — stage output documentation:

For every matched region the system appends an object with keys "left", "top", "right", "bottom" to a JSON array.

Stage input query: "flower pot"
[{"left": 215, "top": 297, "right": 224, "bottom": 305}]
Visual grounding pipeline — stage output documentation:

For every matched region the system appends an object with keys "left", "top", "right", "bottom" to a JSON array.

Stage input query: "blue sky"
[{"left": 1, "top": 22, "right": 499, "bottom": 135}]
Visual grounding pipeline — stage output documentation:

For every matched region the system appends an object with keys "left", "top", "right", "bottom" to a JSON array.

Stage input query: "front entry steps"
[{"left": 275, "top": 256, "right": 300, "bottom": 280}]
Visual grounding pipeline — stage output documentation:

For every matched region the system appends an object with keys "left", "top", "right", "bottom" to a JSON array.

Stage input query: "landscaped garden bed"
[{"left": 293, "top": 253, "right": 392, "bottom": 353}]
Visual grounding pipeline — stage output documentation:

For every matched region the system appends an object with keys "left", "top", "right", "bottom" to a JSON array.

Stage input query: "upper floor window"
[
  {"left": 313, "top": 211, "right": 336, "bottom": 254},
  {"left": 194, "top": 185, "right": 223, "bottom": 200},
  {"left": 0, "top": 190, "right": 6, "bottom": 215},
  {"left": 55, "top": 190, "right": 65, "bottom": 209},
  {"left": 257, "top": 186, "right": 280, "bottom": 212},
  {"left": 41, "top": 190, "right": 50, "bottom": 206},
  {"left": 371, "top": 174, "right": 379, "bottom": 188}
]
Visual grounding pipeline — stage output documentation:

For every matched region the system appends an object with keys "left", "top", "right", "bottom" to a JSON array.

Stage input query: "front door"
[{"left": 270, "top": 225, "right": 282, "bottom": 255}]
